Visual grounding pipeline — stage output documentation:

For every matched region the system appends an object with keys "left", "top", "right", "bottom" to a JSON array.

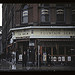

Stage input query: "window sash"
[
  {"left": 22, "top": 16, "right": 28, "bottom": 23},
  {"left": 41, "top": 8, "right": 49, "bottom": 22},
  {"left": 41, "top": 9, "right": 49, "bottom": 14},
  {"left": 56, "top": 8, "right": 64, "bottom": 22},
  {"left": 41, "top": 14, "right": 49, "bottom": 22},
  {"left": 22, "top": 10, "right": 28, "bottom": 23},
  {"left": 22, "top": 10, "right": 28, "bottom": 16},
  {"left": 72, "top": 9, "right": 75, "bottom": 22}
]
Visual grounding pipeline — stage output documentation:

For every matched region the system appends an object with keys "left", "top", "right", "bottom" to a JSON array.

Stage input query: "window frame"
[
  {"left": 71, "top": 7, "right": 75, "bottom": 24},
  {"left": 40, "top": 4, "right": 50, "bottom": 24},
  {"left": 56, "top": 4, "right": 65, "bottom": 24},
  {"left": 41, "top": 8, "right": 50, "bottom": 22},
  {"left": 21, "top": 4, "right": 28, "bottom": 24}
]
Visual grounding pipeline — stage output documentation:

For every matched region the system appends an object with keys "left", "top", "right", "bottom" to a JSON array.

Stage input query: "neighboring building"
[
  {"left": 0, "top": 26, "right": 2, "bottom": 55},
  {"left": 2, "top": 4, "right": 75, "bottom": 66}
]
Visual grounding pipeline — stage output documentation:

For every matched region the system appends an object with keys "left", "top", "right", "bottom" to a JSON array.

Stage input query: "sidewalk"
[
  {"left": 0, "top": 59, "right": 75, "bottom": 71},
  {"left": 16, "top": 64, "right": 75, "bottom": 71}
]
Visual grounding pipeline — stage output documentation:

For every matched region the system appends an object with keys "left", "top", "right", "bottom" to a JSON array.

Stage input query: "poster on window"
[
  {"left": 68, "top": 56, "right": 71, "bottom": 61},
  {"left": 18, "top": 54, "right": 22, "bottom": 61},
  {"left": 51, "top": 56, "right": 54, "bottom": 61},
  {"left": 62, "top": 56, "right": 65, "bottom": 61},
  {"left": 54, "top": 56, "right": 57, "bottom": 61},
  {"left": 43, "top": 53, "right": 47, "bottom": 62},
  {"left": 58, "top": 56, "right": 61, "bottom": 61}
]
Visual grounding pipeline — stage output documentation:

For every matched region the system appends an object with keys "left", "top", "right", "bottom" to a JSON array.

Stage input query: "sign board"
[
  {"left": 51, "top": 56, "right": 54, "bottom": 61},
  {"left": 62, "top": 56, "right": 65, "bottom": 61},
  {"left": 58, "top": 56, "right": 61, "bottom": 61},
  {"left": 54, "top": 56, "right": 57, "bottom": 61},
  {"left": 68, "top": 56, "right": 71, "bottom": 61},
  {"left": 43, "top": 53, "right": 47, "bottom": 62},
  {"left": 29, "top": 42, "right": 34, "bottom": 46},
  {"left": 18, "top": 54, "right": 22, "bottom": 61},
  {"left": 12, "top": 64, "right": 16, "bottom": 70}
]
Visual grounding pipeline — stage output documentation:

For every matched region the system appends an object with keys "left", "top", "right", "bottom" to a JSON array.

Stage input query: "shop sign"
[
  {"left": 70, "top": 36, "right": 75, "bottom": 38},
  {"left": 43, "top": 53, "right": 47, "bottom": 62},
  {"left": 18, "top": 54, "right": 22, "bottom": 61},
  {"left": 16, "top": 36, "right": 30, "bottom": 39},
  {"left": 62, "top": 56, "right": 65, "bottom": 61},
  {"left": 58, "top": 56, "right": 61, "bottom": 61},
  {"left": 68, "top": 56, "right": 71, "bottom": 61},
  {"left": 54, "top": 56, "right": 57, "bottom": 61},
  {"left": 10, "top": 38, "right": 13, "bottom": 43},
  {"left": 29, "top": 42, "right": 34, "bottom": 46},
  {"left": 51, "top": 56, "right": 54, "bottom": 61}
]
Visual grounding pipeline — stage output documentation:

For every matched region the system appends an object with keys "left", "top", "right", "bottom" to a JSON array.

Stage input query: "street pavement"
[{"left": 0, "top": 59, "right": 75, "bottom": 71}]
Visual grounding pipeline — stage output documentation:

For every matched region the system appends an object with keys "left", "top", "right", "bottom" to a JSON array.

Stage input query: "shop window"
[
  {"left": 42, "top": 47, "right": 46, "bottom": 53},
  {"left": 53, "top": 47, "right": 57, "bottom": 55},
  {"left": 59, "top": 46, "right": 64, "bottom": 55},
  {"left": 21, "top": 4, "right": 28, "bottom": 24},
  {"left": 70, "top": 47, "right": 75, "bottom": 55},
  {"left": 66, "top": 47, "right": 71, "bottom": 55},
  {"left": 46, "top": 47, "right": 51, "bottom": 55}
]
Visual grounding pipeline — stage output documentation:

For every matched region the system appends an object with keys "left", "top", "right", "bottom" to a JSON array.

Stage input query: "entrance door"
[
  {"left": 41, "top": 47, "right": 51, "bottom": 65},
  {"left": 16, "top": 41, "right": 29, "bottom": 63}
]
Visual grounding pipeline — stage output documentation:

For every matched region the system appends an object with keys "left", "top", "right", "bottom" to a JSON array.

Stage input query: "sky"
[{"left": 0, "top": 4, "right": 2, "bottom": 26}]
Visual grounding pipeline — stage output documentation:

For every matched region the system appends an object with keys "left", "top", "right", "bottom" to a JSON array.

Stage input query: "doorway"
[{"left": 16, "top": 41, "right": 29, "bottom": 63}]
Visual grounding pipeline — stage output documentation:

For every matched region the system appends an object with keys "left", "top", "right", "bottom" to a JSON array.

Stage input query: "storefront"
[
  {"left": 37, "top": 38, "right": 75, "bottom": 66},
  {"left": 8, "top": 26, "right": 75, "bottom": 66}
]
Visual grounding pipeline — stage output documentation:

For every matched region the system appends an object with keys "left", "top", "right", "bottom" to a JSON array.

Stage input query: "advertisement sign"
[
  {"left": 54, "top": 56, "right": 57, "bottom": 61},
  {"left": 58, "top": 56, "right": 61, "bottom": 61},
  {"left": 62, "top": 56, "right": 65, "bottom": 61},
  {"left": 18, "top": 54, "right": 22, "bottom": 61},
  {"left": 29, "top": 42, "right": 34, "bottom": 46},
  {"left": 43, "top": 53, "right": 47, "bottom": 62},
  {"left": 68, "top": 56, "right": 71, "bottom": 61},
  {"left": 51, "top": 56, "right": 53, "bottom": 61}
]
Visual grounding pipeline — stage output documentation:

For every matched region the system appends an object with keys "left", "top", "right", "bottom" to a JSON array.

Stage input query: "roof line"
[{"left": 9, "top": 26, "right": 75, "bottom": 32}]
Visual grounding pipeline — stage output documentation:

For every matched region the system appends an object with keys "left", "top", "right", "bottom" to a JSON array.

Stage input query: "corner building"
[{"left": 2, "top": 4, "right": 75, "bottom": 66}]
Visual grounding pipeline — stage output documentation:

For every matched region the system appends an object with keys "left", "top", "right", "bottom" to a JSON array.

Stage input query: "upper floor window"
[
  {"left": 41, "top": 8, "right": 49, "bottom": 22},
  {"left": 56, "top": 8, "right": 64, "bottom": 21},
  {"left": 56, "top": 4, "right": 65, "bottom": 24},
  {"left": 21, "top": 4, "right": 28, "bottom": 24},
  {"left": 72, "top": 8, "right": 75, "bottom": 23},
  {"left": 40, "top": 4, "right": 50, "bottom": 23}
]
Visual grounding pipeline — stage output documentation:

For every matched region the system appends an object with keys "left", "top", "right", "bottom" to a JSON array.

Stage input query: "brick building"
[{"left": 2, "top": 3, "right": 75, "bottom": 66}]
